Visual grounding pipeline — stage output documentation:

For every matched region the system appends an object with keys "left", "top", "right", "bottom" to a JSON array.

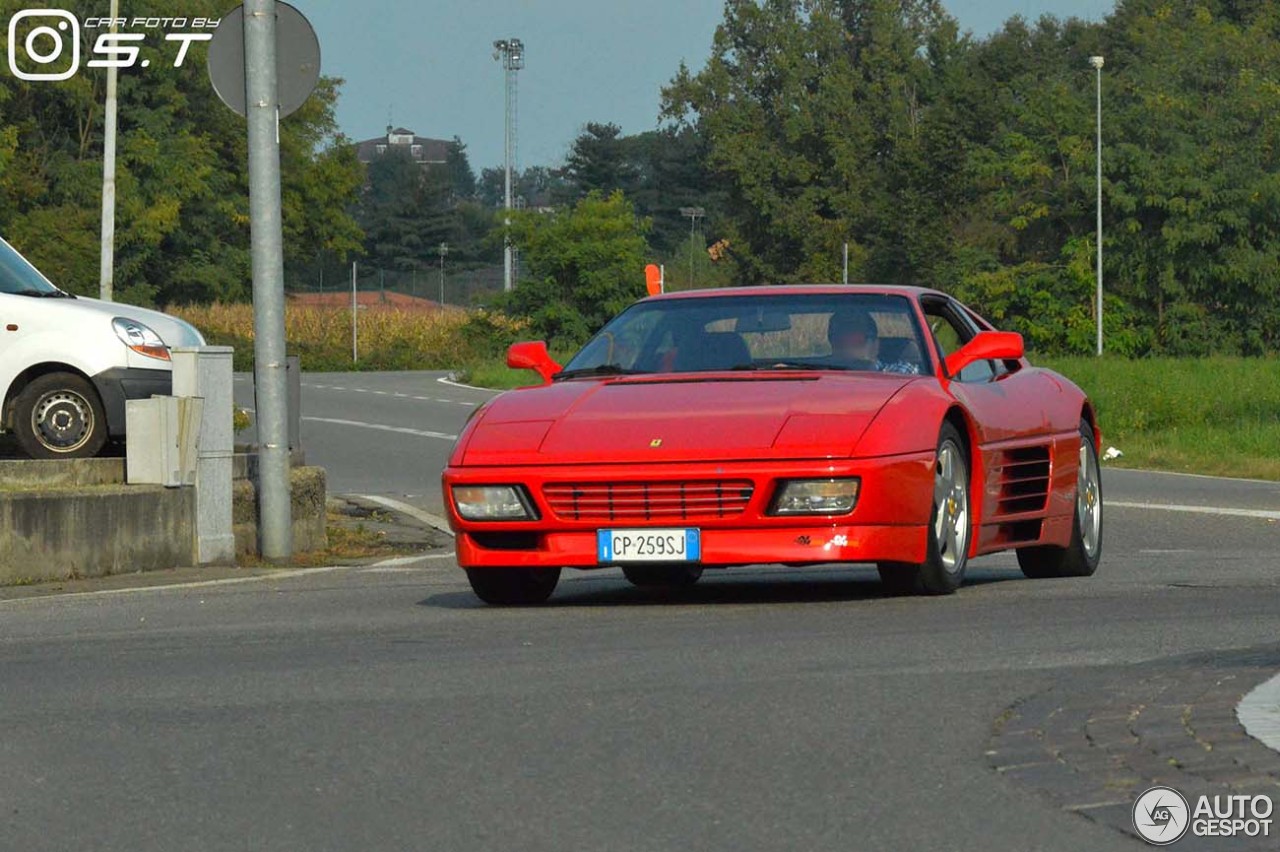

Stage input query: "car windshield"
[
  {"left": 560, "top": 292, "right": 931, "bottom": 378},
  {"left": 0, "top": 237, "right": 62, "bottom": 296}
]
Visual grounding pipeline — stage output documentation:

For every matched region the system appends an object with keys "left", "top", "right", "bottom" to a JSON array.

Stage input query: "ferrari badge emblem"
[{"left": 650, "top": 438, "right": 663, "bottom": 448}]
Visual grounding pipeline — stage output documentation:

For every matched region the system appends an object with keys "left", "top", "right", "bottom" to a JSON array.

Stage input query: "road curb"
[
  {"left": 352, "top": 493, "right": 455, "bottom": 538},
  {"left": 1239, "top": 670, "right": 1280, "bottom": 755},
  {"left": 437, "top": 374, "right": 499, "bottom": 393}
]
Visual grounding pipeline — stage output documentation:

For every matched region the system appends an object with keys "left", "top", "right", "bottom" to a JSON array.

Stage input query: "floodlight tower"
[{"left": 494, "top": 38, "right": 524, "bottom": 292}]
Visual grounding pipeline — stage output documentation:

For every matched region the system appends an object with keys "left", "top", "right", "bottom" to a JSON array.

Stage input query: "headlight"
[
  {"left": 113, "top": 318, "right": 170, "bottom": 361},
  {"left": 770, "top": 478, "right": 860, "bottom": 516},
  {"left": 452, "top": 485, "right": 536, "bottom": 521}
]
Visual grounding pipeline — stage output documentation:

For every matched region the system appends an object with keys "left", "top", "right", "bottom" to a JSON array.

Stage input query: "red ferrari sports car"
[{"left": 442, "top": 285, "right": 1102, "bottom": 605}]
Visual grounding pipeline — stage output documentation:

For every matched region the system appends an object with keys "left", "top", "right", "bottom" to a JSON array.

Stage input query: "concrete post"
[{"left": 172, "top": 347, "right": 236, "bottom": 565}]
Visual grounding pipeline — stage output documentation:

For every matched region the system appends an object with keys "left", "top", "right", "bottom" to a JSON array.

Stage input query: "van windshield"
[{"left": 0, "top": 238, "right": 62, "bottom": 296}]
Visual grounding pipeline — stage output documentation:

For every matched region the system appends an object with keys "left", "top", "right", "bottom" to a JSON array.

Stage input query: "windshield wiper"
[
  {"left": 552, "top": 364, "right": 651, "bottom": 381},
  {"left": 731, "top": 360, "right": 853, "bottom": 371},
  {"left": 10, "top": 288, "right": 73, "bottom": 298}
]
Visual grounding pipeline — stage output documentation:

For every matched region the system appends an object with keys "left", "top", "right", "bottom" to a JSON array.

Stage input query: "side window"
[{"left": 922, "top": 300, "right": 994, "bottom": 383}]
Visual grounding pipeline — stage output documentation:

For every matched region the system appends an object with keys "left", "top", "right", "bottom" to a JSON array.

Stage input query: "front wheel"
[
  {"left": 465, "top": 567, "right": 561, "bottom": 606},
  {"left": 878, "top": 422, "right": 971, "bottom": 596},
  {"left": 1017, "top": 420, "right": 1103, "bottom": 578},
  {"left": 12, "top": 372, "right": 109, "bottom": 459},
  {"left": 622, "top": 565, "right": 703, "bottom": 588}
]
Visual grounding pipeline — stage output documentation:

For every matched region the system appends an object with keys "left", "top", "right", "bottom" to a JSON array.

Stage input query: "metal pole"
[
  {"left": 689, "top": 215, "right": 695, "bottom": 288},
  {"left": 1092, "top": 56, "right": 1105, "bottom": 356},
  {"left": 843, "top": 242, "right": 849, "bottom": 284},
  {"left": 351, "top": 260, "right": 357, "bottom": 362},
  {"left": 98, "top": 0, "right": 120, "bottom": 302},
  {"left": 503, "top": 67, "right": 513, "bottom": 293},
  {"left": 244, "top": 0, "right": 292, "bottom": 559},
  {"left": 438, "top": 243, "right": 448, "bottom": 305}
]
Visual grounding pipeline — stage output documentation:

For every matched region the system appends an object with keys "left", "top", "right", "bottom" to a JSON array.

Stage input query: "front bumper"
[
  {"left": 91, "top": 367, "right": 172, "bottom": 437},
  {"left": 443, "top": 454, "right": 935, "bottom": 569}
]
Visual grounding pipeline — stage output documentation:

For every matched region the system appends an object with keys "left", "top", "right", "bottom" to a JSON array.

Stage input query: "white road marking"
[
  {"left": 1139, "top": 549, "right": 1197, "bottom": 555},
  {"left": 1107, "top": 500, "right": 1280, "bottom": 521},
  {"left": 355, "top": 494, "right": 456, "bottom": 537},
  {"left": 1115, "top": 468, "right": 1280, "bottom": 486},
  {"left": 301, "top": 416, "right": 456, "bottom": 441},
  {"left": 298, "top": 383, "right": 475, "bottom": 406},
  {"left": 1237, "top": 670, "right": 1280, "bottom": 754},
  {"left": 0, "top": 564, "right": 359, "bottom": 605}
]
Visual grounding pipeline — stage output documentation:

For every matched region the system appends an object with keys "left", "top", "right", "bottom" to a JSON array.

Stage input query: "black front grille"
[{"left": 542, "top": 480, "right": 754, "bottom": 522}]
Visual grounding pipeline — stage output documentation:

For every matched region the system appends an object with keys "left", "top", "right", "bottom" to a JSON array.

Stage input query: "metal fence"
[{"left": 284, "top": 258, "right": 508, "bottom": 309}]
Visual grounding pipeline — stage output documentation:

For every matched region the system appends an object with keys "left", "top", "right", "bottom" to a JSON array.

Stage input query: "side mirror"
[
  {"left": 506, "top": 341, "right": 562, "bottom": 386},
  {"left": 943, "top": 331, "right": 1024, "bottom": 378}
]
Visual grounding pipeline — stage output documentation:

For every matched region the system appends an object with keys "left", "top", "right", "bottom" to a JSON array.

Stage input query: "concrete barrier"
[
  {"left": 0, "top": 456, "right": 328, "bottom": 585},
  {"left": 232, "top": 466, "right": 328, "bottom": 558},
  {"left": 0, "top": 485, "right": 194, "bottom": 584},
  {"left": 0, "top": 457, "right": 127, "bottom": 489}
]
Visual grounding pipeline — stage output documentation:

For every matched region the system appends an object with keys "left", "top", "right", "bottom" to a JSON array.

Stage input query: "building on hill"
[{"left": 355, "top": 126, "right": 451, "bottom": 167}]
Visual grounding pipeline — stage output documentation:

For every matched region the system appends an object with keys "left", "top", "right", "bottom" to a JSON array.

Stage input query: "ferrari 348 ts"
[{"left": 441, "top": 286, "right": 1103, "bottom": 605}]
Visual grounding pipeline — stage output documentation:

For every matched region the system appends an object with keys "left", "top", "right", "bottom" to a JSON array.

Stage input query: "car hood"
[
  {"left": 459, "top": 372, "right": 919, "bottom": 466},
  {"left": 63, "top": 296, "right": 206, "bottom": 348}
]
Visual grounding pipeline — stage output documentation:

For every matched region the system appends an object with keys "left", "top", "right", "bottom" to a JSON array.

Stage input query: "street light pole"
[
  {"left": 493, "top": 38, "right": 524, "bottom": 293},
  {"left": 1091, "top": 55, "right": 1105, "bottom": 357},
  {"left": 98, "top": 0, "right": 120, "bottom": 302},
  {"left": 438, "top": 242, "right": 449, "bottom": 306},
  {"left": 679, "top": 206, "right": 705, "bottom": 289}
]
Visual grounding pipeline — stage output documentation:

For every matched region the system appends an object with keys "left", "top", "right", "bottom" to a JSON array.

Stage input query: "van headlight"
[
  {"left": 113, "top": 318, "right": 170, "bottom": 361},
  {"left": 770, "top": 478, "right": 860, "bottom": 516},
  {"left": 452, "top": 485, "right": 537, "bottom": 521}
]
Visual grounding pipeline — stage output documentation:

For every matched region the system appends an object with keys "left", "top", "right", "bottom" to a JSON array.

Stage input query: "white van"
[{"left": 0, "top": 236, "right": 205, "bottom": 459}]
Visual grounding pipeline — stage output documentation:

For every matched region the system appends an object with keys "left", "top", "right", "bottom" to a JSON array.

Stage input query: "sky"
[{"left": 298, "top": 0, "right": 1116, "bottom": 173}]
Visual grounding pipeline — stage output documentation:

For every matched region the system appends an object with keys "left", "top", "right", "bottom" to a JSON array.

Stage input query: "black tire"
[
  {"left": 877, "top": 422, "right": 971, "bottom": 596},
  {"left": 465, "top": 567, "right": 561, "bottom": 606},
  {"left": 1017, "top": 420, "right": 1103, "bottom": 579},
  {"left": 12, "top": 372, "right": 109, "bottom": 460},
  {"left": 622, "top": 565, "right": 704, "bottom": 588}
]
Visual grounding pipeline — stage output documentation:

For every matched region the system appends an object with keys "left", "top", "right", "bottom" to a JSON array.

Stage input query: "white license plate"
[{"left": 597, "top": 528, "right": 701, "bottom": 563}]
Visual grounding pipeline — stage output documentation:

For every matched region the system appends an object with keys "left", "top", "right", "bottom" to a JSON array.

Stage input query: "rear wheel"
[
  {"left": 878, "top": 422, "right": 971, "bottom": 596},
  {"left": 465, "top": 567, "right": 560, "bottom": 606},
  {"left": 1017, "top": 420, "right": 1102, "bottom": 578},
  {"left": 622, "top": 565, "right": 703, "bottom": 588},
  {"left": 12, "top": 372, "right": 108, "bottom": 459}
]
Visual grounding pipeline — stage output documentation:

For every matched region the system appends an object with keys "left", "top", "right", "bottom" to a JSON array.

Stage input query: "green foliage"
[
  {"left": 498, "top": 191, "right": 651, "bottom": 348},
  {"left": 660, "top": 0, "right": 1280, "bottom": 355},
  {"left": 0, "top": 0, "right": 364, "bottom": 307}
]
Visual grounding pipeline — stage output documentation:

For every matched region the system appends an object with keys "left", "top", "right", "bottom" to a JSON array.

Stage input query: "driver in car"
[{"left": 827, "top": 310, "right": 922, "bottom": 375}]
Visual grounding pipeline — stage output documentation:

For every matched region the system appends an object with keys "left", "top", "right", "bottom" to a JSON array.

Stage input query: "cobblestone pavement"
[{"left": 989, "top": 645, "right": 1280, "bottom": 850}]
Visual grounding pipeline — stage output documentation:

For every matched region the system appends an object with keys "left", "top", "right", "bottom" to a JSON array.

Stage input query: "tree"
[
  {"left": 662, "top": 0, "right": 964, "bottom": 285},
  {"left": 444, "top": 136, "right": 477, "bottom": 200},
  {"left": 501, "top": 191, "right": 651, "bottom": 346}
]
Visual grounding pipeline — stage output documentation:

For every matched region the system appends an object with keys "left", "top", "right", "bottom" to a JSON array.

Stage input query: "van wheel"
[{"left": 12, "top": 373, "right": 108, "bottom": 459}]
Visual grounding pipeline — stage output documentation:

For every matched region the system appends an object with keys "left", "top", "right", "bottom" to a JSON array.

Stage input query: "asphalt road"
[{"left": 1, "top": 371, "right": 1277, "bottom": 851}]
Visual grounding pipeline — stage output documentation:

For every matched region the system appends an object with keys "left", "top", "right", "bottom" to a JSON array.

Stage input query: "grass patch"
[
  {"left": 1040, "top": 356, "right": 1280, "bottom": 480},
  {"left": 453, "top": 349, "right": 575, "bottom": 390}
]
